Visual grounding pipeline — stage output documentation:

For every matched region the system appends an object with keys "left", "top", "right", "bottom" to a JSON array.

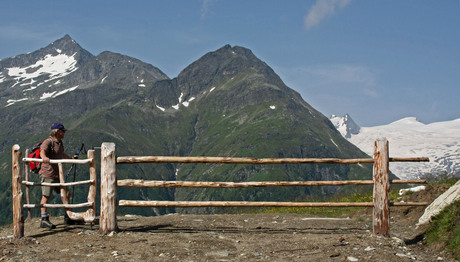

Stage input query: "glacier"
[{"left": 331, "top": 115, "right": 460, "bottom": 180}]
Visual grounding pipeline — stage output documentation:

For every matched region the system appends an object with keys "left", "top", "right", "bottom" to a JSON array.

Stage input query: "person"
[{"left": 39, "top": 122, "right": 80, "bottom": 229}]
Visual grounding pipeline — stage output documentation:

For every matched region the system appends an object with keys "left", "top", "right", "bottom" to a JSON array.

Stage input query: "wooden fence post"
[
  {"left": 87, "top": 149, "right": 97, "bottom": 221},
  {"left": 373, "top": 138, "right": 390, "bottom": 236},
  {"left": 100, "top": 142, "right": 118, "bottom": 234},
  {"left": 24, "top": 149, "right": 32, "bottom": 219},
  {"left": 12, "top": 144, "right": 24, "bottom": 238}
]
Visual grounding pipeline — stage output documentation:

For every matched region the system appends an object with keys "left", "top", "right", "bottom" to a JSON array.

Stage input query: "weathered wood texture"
[
  {"left": 58, "top": 151, "right": 97, "bottom": 223},
  {"left": 390, "top": 179, "right": 427, "bottom": 184},
  {"left": 373, "top": 138, "right": 390, "bottom": 237},
  {"left": 417, "top": 179, "right": 460, "bottom": 227},
  {"left": 14, "top": 139, "right": 428, "bottom": 238},
  {"left": 22, "top": 158, "right": 93, "bottom": 164},
  {"left": 117, "top": 179, "right": 375, "bottom": 188},
  {"left": 12, "top": 145, "right": 24, "bottom": 239},
  {"left": 14, "top": 149, "right": 97, "bottom": 238},
  {"left": 389, "top": 157, "right": 429, "bottom": 162},
  {"left": 119, "top": 200, "right": 375, "bottom": 207},
  {"left": 117, "top": 156, "right": 428, "bottom": 164},
  {"left": 86, "top": 150, "right": 97, "bottom": 222},
  {"left": 117, "top": 179, "right": 427, "bottom": 188},
  {"left": 24, "top": 149, "right": 32, "bottom": 220},
  {"left": 22, "top": 180, "right": 95, "bottom": 187},
  {"left": 117, "top": 156, "right": 375, "bottom": 164},
  {"left": 100, "top": 143, "right": 118, "bottom": 234},
  {"left": 23, "top": 202, "right": 94, "bottom": 209},
  {"left": 118, "top": 200, "right": 429, "bottom": 208}
]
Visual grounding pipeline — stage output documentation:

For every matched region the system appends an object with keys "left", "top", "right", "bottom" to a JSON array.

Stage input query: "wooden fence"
[
  {"left": 12, "top": 145, "right": 97, "bottom": 238},
  {"left": 99, "top": 138, "right": 429, "bottom": 237}
]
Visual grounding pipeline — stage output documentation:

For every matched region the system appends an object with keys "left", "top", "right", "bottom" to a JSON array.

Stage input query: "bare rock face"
[{"left": 417, "top": 179, "right": 460, "bottom": 227}]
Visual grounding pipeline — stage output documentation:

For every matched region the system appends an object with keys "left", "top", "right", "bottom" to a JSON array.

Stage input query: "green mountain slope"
[{"left": 0, "top": 38, "right": 375, "bottom": 225}]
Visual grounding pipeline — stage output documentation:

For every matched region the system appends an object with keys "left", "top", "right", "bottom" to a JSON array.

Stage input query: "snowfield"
[
  {"left": 5, "top": 53, "right": 78, "bottom": 86},
  {"left": 331, "top": 115, "right": 460, "bottom": 179},
  {"left": 2, "top": 52, "right": 80, "bottom": 107}
]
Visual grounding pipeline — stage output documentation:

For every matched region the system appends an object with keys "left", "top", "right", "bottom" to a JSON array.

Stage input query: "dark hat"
[{"left": 51, "top": 123, "right": 67, "bottom": 131}]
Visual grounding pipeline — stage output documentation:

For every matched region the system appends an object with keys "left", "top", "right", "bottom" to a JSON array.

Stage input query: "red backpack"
[{"left": 28, "top": 138, "right": 54, "bottom": 173}]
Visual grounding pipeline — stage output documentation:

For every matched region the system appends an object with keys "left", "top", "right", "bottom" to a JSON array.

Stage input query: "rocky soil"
[{"left": 0, "top": 185, "right": 457, "bottom": 261}]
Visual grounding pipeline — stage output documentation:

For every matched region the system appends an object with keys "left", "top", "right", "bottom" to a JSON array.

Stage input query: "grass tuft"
[{"left": 425, "top": 200, "right": 460, "bottom": 260}]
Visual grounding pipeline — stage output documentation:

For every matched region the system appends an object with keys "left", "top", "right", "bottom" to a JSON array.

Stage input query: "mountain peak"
[
  {"left": 330, "top": 114, "right": 361, "bottom": 138},
  {"left": 45, "top": 34, "right": 89, "bottom": 57},
  {"left": 53, "top": 34, "right": 73, "bottom": 43},
  {"left": 214, "top": 44, "right": 256, "bottom": 58},
  {"left": 175, "top": 44, "right": 286, "bottom": 100},
  {"left": 0, "top": 35, "right": 96, "bottom": 107}
]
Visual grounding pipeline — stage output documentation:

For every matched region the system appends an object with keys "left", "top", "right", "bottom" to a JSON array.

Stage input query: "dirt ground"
[{"left": 0, "top": 185, "right": 457, "bottom": 262}]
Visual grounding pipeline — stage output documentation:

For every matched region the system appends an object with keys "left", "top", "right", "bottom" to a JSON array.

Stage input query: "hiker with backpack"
[{"left": 38, "top": 122, "right": 81, "bottom": 229}]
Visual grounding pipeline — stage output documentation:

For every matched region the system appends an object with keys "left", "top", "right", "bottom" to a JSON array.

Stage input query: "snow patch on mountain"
[
  {"left": 40, "top": 85, "right": 79, "bottom": 101},
  {"left": 2, "top": 53, "right": 78, "bottom": 88},
  {"left": 331, "top": 115, "right": 460, "bottom": 179},
  {"left": 330, "top": 114, "right": 360, "bottom": 138},
  {"left": 6, "top": 98, "right": 29, "bottom": 107}
]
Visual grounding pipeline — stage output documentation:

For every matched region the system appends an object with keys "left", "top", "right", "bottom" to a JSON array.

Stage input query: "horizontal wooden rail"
[
  {"left": 390, "top": 179, "right": 427, "bottom": 184},
  {"left": 97, "top": 141, "right": 431, "bottom": 237},
  {"left": 23, "top": 202, "right": 94, "bottom": 209},
  {"left": 120, "top": 200, "right": 375, "bottom": 207},
  {"left": 118, "top": 200, "right": 429, "bottom": 208},
  {"left": 117, "top": 179, "right": 427, "bottom": 188},
  {"left": 117, "top": 156, "right": 375, "bottom": 164},
  {"left": 22, "top": 179, "right": 95, "bottom": 187},
  {"left": 117, "top": 156, "right": 429, "bottom": 164},
  {"left": 389, "top": 157, "right": 430, "bottom": 162},
  {"left": 12, "top": 146, "right": 97, "bottom": 238},
  {"left": 118, "top": 180, "right": 374, "bottom": 188},
  {"left": 391, "top": 202, "right": 430, "bottom": 206},
  {"left": 22, "top": 158, "right": 92, "bottom": 165}
]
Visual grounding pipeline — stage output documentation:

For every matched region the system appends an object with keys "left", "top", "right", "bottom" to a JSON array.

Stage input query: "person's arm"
[
  {"left": 63, "top": 153, "right": 73, "bottom": 159},
  {"left": 40, "top": 149, "right": 50, "bottom": 163},
  {"left": 63, "top": 152, "right": 79, "bottom": 159}
]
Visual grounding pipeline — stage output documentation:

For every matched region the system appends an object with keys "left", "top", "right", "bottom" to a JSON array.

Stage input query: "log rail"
[
  {"left": 101, "top": 139, "right": 429, "bottom": 237},
  {"left": 13, "top": 139, "right": 430, "bottom": 238},
  {"left": 117, "top": 179, "right": 426, "bottom": 188},
  {"left": 117, "top": 156, "right": 428, "bottom": 164},
  {"left": 12, "top": 147, "right": 97, "bottom": 238}
]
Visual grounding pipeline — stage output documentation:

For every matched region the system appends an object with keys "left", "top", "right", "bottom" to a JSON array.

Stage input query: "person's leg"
[
  {"left": 40, "top": 195, "right": 50, "bottom": 214},
  {"left": 40, "top": 178, "right": 56, "bottom": 229}
]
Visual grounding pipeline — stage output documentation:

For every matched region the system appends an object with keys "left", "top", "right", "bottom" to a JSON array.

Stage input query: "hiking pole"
[
  {"left": 65, "top": 143, "right": 85, "bottom": 179},
  {"left": 65, "top": 144, "right": 86, "bottom": 179},
  {"left": 69, "top": 144, "right": 85, "bottom": 204}
]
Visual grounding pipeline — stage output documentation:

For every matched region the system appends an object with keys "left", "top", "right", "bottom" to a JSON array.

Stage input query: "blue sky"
[{"left": 1, "top": 0, "right": 459, "bottom": 126}]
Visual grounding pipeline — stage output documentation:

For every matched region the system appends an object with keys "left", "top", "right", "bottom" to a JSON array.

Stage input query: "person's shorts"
[{"left": 41, "top": 177, "right": 60, "bottom": 197}]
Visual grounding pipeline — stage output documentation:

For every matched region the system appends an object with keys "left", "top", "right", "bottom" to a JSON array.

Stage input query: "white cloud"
[
  {"left": 201, "top": 0, "right": 216, "bottom": 20},
  {"left": 304, "top": 0, "right": 351, "bottom": 29}
]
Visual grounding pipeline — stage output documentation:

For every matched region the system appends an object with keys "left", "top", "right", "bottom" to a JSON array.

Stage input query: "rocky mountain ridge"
[{"left": 0, "top": 34, "right": 168, "bottom": 108}]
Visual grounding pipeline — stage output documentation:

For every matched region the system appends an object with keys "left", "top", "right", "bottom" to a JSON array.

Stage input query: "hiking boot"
[
  {"left": 40, "top": 215, "right": 56, "bottom": 229},
  {"left": 64, "top": 214, "right": 85, "bottom": 226}
]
